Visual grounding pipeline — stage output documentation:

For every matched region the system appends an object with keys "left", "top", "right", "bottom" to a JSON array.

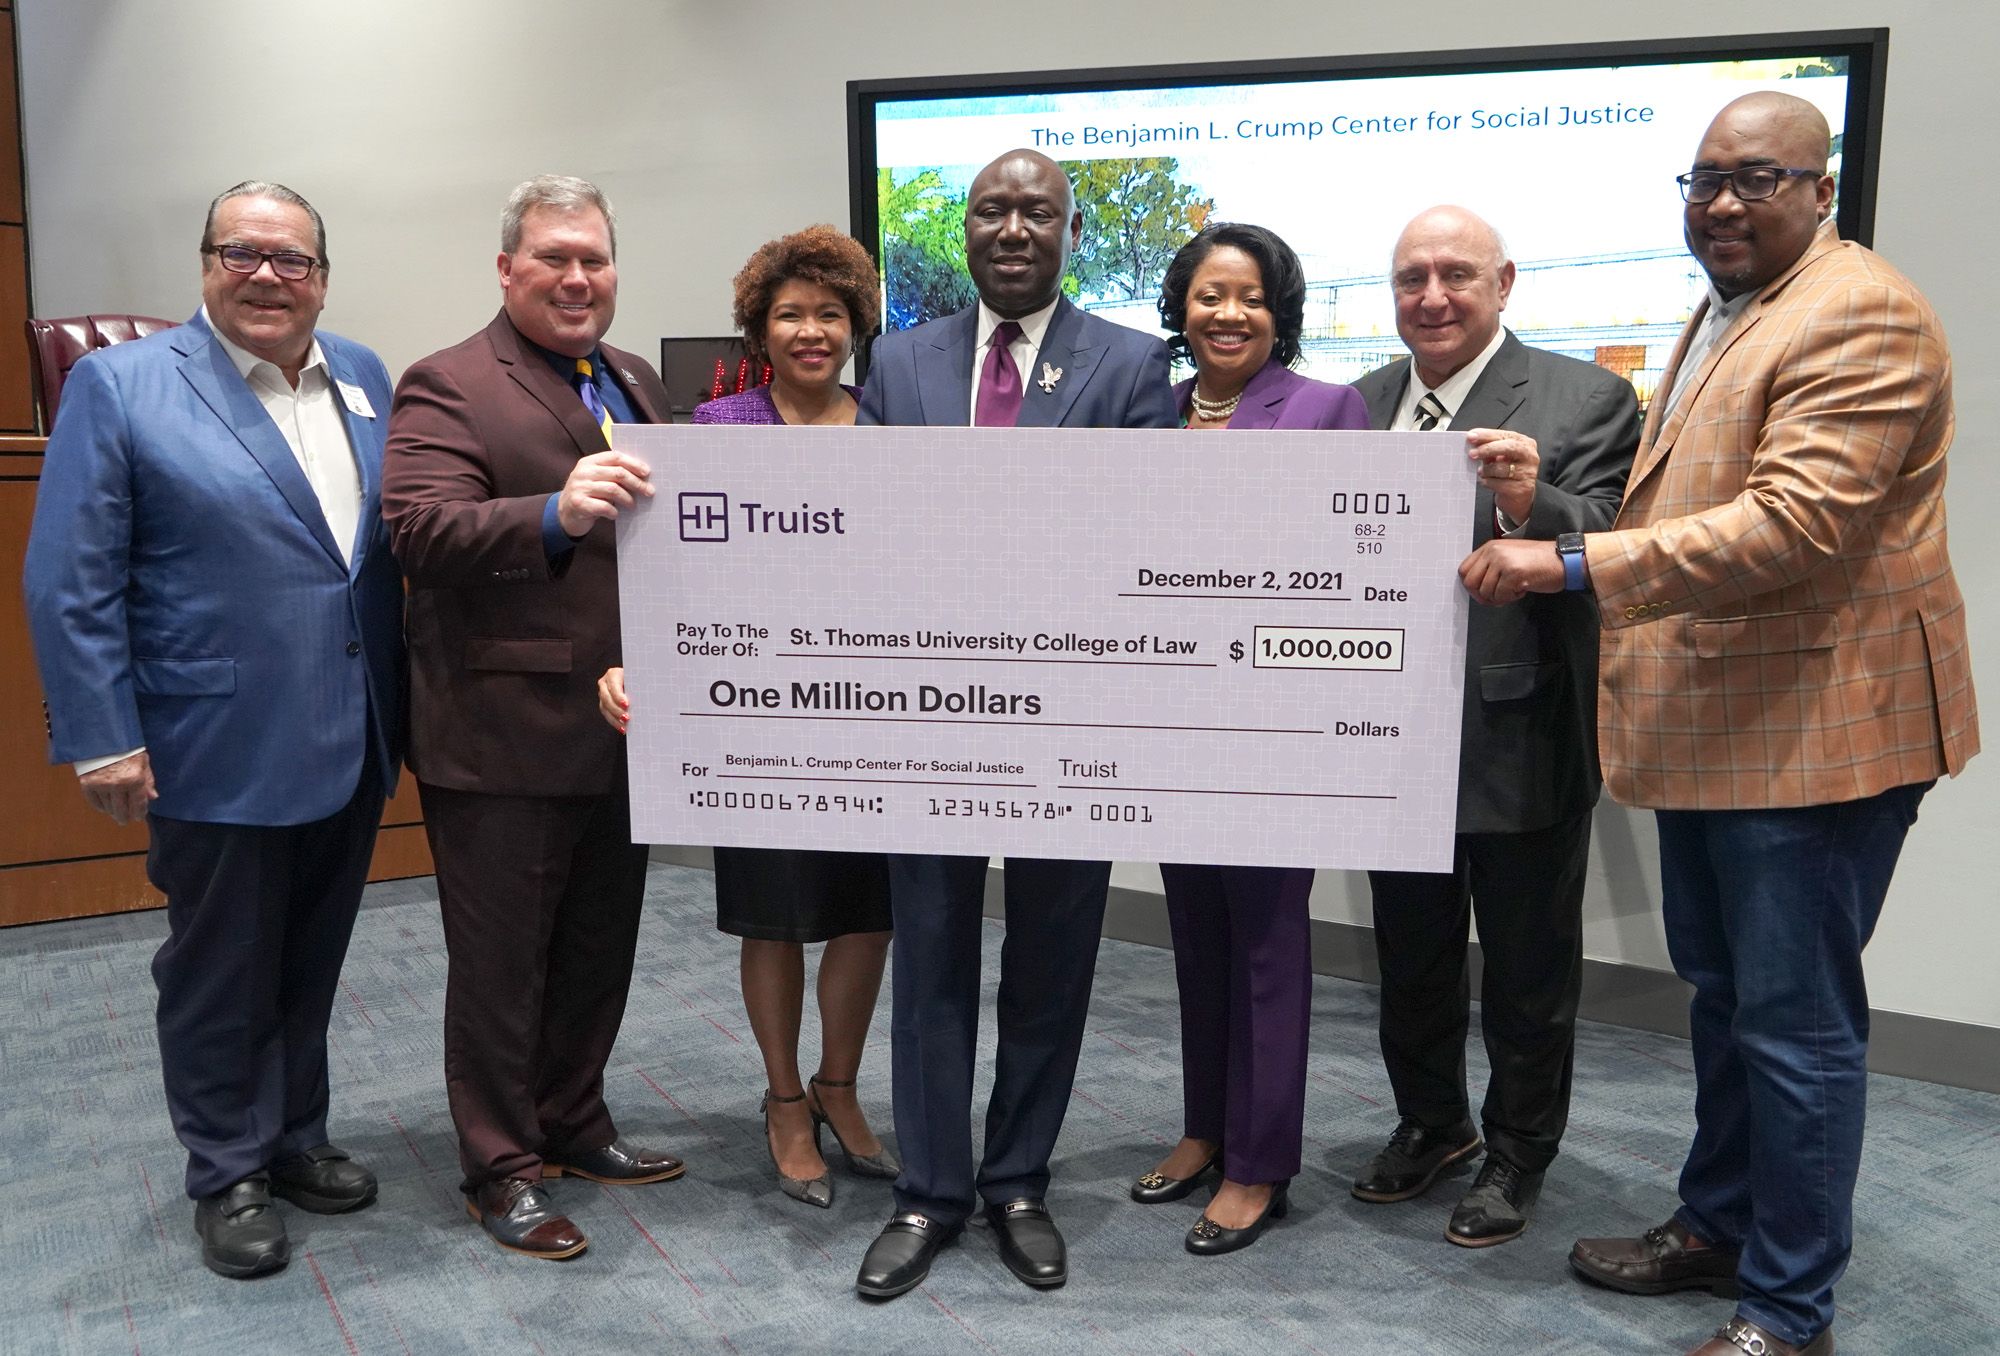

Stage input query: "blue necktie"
[{"left": 574, "top": 357, "right": 613, "bottom": 444}]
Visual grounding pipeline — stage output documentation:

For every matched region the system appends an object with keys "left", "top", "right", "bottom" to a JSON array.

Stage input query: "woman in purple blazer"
[
  {"left": 600, "top": 227, "right": 897, "bottom": 1210},
  {"left": 1129, "top": 223, "right": 1367, "bottom": 1254}
]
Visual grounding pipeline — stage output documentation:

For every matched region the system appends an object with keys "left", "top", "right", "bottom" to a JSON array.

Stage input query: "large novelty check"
[{"left": 616, "top": 425, "right": 1473, "bottom": 872}]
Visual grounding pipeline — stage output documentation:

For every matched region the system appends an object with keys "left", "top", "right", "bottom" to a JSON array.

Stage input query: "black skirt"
[{"left": 712, "top": 847, "right": 893, "bottom": 943}]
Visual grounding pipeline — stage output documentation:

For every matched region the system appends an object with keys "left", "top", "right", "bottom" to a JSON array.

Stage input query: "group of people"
[{"left": 21, "top": 89, "right": 1977, "bottom": 1356}]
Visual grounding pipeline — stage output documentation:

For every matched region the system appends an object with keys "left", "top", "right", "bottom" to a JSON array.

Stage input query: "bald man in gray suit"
[{"left": 1349, "top": 205, "right": 1638, "bottom": 1249}]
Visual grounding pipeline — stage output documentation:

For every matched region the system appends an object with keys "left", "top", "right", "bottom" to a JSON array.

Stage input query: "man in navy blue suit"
[
  {"left": 853, "top": 148, "right": 1177, "bottom": 1300},
  {"left": 23, "top": 182, "right": 404, "bottom": 1280}
]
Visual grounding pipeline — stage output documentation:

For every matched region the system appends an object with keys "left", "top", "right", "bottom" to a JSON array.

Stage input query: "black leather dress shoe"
[
  {"left": 269, "top": 1143, "right": 378, "bottom": 1214},
  {"left": 985, "top": 1198, "right": 1067, "bottom": 1287},
  {"left": 1130, "top": 1145, "right": 1221, "bottom": 1204},
  {"left": 1570, "top": 1218, "right": 1741, "bottom": 1297},
  {"left": 1351, "top": 1116, "right": 1481, "bottom": 1203},
  {"left": 194, "top": 1174, "right": 289, "bottom": 1278},
  {"left": 467, "top": 1178, "right": 588, "bottom": 1260},
  {"left": 1446, "top": 1153, "right": 1543, "bottom": 1248},
  {"left": 542, "top": 1137, "right": 686, "bottom": 1185},
  {"left": 1185, "top": 1180, "right": 1289, "bottom": 1256},
  {"left": 856, "top": 1212, "right": 961, "bottom": 1300}
]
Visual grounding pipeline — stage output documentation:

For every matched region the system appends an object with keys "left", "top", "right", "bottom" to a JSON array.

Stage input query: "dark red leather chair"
[{"left": 25, "top": 314, "right": 180, "bottom": 433}]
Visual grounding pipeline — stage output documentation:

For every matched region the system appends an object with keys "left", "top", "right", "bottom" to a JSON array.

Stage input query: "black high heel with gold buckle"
[
  {"left": 1130, "top": 1143, "right": 1222, "bottom": 1204},
  {"left": 1186, "top": 1179, "right": 1290, "bottom": 1255}
]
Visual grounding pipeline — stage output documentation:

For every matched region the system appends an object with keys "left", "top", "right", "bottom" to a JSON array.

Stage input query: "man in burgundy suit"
[{"left": 382, "top": 175, "right": 682, "bottom": 1260}]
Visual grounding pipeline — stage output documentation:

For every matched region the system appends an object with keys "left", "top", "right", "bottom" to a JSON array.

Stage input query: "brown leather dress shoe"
[
  {"left": 541, "top": 1137, "right": 686, "bottom": 1185},
  {"left": 467, "top": 1178, "right": 587, "bottom": 1259},
  {"left": 1570, "top": 1217, "right": 1740, "bottom": 1296},
  {"left": 1688, "top": 1315, "right": 1833, "bottom": 1355}
]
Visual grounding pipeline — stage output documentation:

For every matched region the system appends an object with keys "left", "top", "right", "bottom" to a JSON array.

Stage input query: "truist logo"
[
  {"left": 679, "top": 493, "right": 849, "bottom": 542},
  {"left": 679, "top": 492, "right": 729, "bottom": 542}
]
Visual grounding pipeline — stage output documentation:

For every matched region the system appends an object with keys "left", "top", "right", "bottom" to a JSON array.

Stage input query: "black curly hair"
[{"left": 1157, "top": 222, "right": 1307, "bottom": 370}]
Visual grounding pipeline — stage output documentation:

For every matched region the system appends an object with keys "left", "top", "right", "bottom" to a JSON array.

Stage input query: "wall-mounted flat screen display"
[{"left": 849, "top": 32, "right": 1885, "bottom": 400}]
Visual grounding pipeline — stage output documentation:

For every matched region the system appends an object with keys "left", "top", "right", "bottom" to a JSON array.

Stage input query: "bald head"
[
  {"left": 970, "top": 149, "right": 1076, "bottom": 219},
  {"left": 1393, "top": 205, "right": 1509, "bottom": 276},
  {"left": 964, "top": 148, "right": 1081, "bottom": 317},
  {"left": 1684, "top": 92, "right": 1836, "bottom": 297},
  {"left": 1700, "top": 92, "right": 1831, "bottom": 173},
  {"left": 1390, "top": 205, "right": 1516, "bottom": 388}
]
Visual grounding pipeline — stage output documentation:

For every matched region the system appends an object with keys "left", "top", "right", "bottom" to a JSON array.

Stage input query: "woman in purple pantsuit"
[
  {"left": 1129, "top": 224, "right": 1368, "bottom": 1254},
  {"left": 600, "top": 227, "right": 899, "bottom": 1210}
]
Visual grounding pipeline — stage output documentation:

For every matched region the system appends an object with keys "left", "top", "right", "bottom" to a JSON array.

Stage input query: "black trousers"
[
  {"left": 886, "top": 854, "right": 1110, "bottom": 1226},
  {"left": 1365, "top": 811, "right": 1591, "bottom": 1173},
  {"left": 147, "top": 764, "right": 385, "bottom": 1198}
]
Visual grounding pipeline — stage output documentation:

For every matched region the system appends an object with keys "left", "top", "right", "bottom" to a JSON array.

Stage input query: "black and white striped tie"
[{"left": 1413, "top": 392, "right": 1447, "bottom": 431}]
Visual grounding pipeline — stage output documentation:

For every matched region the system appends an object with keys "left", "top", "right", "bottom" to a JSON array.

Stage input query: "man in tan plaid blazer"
[{"left": 1460, "top": 92, "right": 1978, "bottom": 1356}]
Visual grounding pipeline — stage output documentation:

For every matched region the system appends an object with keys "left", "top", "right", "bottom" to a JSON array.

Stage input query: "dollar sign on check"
[{"left": 1230, "top": 640, "right": 1244, "bottom": 663}]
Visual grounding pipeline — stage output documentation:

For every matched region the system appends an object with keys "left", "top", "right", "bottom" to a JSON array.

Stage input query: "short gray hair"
[
  {"left": 501, "top": 175, "right": 617, "bottom": 257},
  {"left": 202, "top": 180, "right": 328, "bottom": 267}
]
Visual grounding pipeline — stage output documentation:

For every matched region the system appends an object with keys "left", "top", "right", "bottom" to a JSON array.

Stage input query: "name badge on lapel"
[{"left": 336, "top": 381, "right": 376, "bottom": 419}]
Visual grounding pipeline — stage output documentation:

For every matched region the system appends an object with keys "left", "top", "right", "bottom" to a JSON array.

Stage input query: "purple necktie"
[{"left": 974, "top": 320, "right": 1024, "bottom": 427}]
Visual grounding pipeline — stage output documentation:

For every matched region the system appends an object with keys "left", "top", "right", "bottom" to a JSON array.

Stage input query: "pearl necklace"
[{"left": 1188, "top": 383, "right": 1242, "bottom": 423}]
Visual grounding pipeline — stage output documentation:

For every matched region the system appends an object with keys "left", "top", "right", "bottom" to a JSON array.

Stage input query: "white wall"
[{"left": 19, "top": 0, "right": 1995, "bottom": 1025}]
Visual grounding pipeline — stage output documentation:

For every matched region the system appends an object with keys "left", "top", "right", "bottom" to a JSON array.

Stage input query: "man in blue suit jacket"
[
  {"left": 853, "top": 149, "right": 1177, "bottom": 1300},
  {"left": 23, "top": 182, "right": 404, "bottom": 1280}
]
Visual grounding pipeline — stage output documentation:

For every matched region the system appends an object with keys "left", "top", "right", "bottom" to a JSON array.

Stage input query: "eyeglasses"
[
  {"left": 203, "top": 244, "right": 324, "bottom": 281},
  {"left": 1676, "top": 166, "right": 1821, "bottom": 204}
]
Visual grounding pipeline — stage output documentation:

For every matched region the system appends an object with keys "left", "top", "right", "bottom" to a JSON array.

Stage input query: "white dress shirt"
[
  {"left": 968, "top": 297, "right": 1060, "bottom": 422},
  {"left": 207, "top": 308, "right": 363, "bottom": 566},
  {"left": 1391, "top": 325, "right": 1526, "bottom": 535},
  {"left": 1390, "top": 323, "right": 1509, "bottom": 433},
  {"left": 75, "top": 314, "right": 363, "bottom": 777}
]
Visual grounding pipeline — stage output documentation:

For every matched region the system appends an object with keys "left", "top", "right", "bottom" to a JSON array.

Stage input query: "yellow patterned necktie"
[{"left": 574, "top": 357, "right": 614, "bottom": 444}]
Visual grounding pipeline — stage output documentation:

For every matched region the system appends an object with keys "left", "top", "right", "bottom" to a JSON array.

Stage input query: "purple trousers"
[{"left": 1160, "top": 863, "right": 1315, "bottom": 1185}]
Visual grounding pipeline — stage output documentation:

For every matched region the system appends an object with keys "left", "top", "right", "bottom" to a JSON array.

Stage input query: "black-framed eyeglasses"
[
  {"left": 203, "top": 244, "right": 324, "bottom": 281},
  {"left": 1676, "top": 166, "right": 1821, "bottom": 204}
]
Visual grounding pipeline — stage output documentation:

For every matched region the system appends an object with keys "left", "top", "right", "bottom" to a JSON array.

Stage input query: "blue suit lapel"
[
  {"left": 173, "top": 314, "right": 347, "bottom": 568},
  {"left": 1019, "top": 299, "right": 1104, "bottom": 429},
  {"left": 917, "top": 307, "right": 977, "bottom": 426}
]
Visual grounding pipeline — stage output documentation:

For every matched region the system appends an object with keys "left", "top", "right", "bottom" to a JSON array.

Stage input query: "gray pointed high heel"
[
  {"left": 762, "top": 1090, "right": 832, "bottom": 1208},
  {"left": 807, "top": 1075, "right": 901, "bottom": 1180}
]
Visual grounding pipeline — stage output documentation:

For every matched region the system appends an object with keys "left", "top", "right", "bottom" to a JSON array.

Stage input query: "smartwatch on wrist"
[{"left": 1556, "top": 532, "right": 1589, "bottom": 591}]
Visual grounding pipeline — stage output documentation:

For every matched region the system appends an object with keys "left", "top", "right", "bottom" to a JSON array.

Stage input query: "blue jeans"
[{"left": 1656, "top": 782, "right": 1930, "bottom": 1345}]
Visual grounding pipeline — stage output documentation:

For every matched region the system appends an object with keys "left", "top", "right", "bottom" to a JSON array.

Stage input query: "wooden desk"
[{"left": 0, "top": 437, "right": 431, "bottom": 926}]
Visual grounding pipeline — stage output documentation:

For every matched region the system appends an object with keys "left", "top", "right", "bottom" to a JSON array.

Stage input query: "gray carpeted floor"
[{"left": 1, "top": 864, "right": 1995, "bottom": 1355}]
